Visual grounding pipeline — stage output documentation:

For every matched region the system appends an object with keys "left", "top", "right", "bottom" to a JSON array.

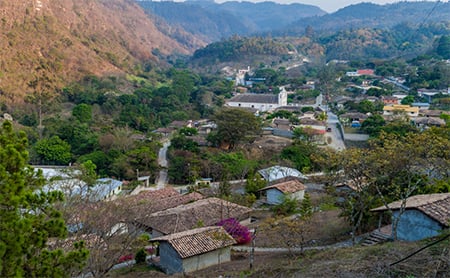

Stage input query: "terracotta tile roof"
[
  {"left": 118, "top": 188, "right": 204, "bottom": 219},
  {"left": 137, "top": 198, "right": 252, "bottom": 235},
  {"left": 126, "top": 187, "right": 180, "bottom": 204},
  {"left": 260, "top": 179, "right": 306, "bottom": 194},
  {"left": 228, "top": 93, "right": 278, "bottom": 104},
  {"left": 151, "top": 226, "right": 236, "bottom": 258},
  {"left": 371, "top": 193, "right": 450, "bottom": 227}
]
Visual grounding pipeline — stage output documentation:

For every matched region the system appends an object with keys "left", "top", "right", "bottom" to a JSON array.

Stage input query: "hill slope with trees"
[{"left": 0, "top": 0, "right": 203, "bottom": 102}]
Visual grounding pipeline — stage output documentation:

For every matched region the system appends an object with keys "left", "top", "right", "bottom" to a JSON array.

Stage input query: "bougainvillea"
[{"left": 217, "top": 218, "right": 252, "bottom": 244}]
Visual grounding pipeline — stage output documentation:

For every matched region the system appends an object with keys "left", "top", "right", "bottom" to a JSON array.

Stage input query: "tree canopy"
[
  {"left": 0, "top": 121, "right": 88, "bottom": 277},
  {"left": 210, "top": 108, "right": 261, "bottom": 150}
]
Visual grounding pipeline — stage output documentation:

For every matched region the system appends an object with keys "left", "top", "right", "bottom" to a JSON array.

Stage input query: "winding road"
[{"left": 155, "top": 140, "right": 170, "bottom": 189}]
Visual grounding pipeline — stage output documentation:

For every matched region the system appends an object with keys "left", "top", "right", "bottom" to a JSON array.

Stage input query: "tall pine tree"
[{"left": 0, "top": 121, "right": 88, "bottom": 277}]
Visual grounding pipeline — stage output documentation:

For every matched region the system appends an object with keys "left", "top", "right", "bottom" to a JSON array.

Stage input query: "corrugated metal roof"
[
  {"left": 258, "top": 166, "right": 307, "bottom": 182},
  {"left": 152, "top": 226, "right": 236, "bottom": 258}
]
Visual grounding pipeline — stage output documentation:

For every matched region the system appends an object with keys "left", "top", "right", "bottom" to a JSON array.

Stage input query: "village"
[{"left": 35, "top": 65, "right": 450, "bottom": 276}]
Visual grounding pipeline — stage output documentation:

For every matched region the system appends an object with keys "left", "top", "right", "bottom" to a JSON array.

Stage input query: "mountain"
[
  {"left": 0, "top": 0, "right": 203, "bottom": 102},
  {"left": 282, "top": 2, "right": 450, "bottom": 35},
  {"left": 137, "top": 1, "right": 326, "bottom": 42}
]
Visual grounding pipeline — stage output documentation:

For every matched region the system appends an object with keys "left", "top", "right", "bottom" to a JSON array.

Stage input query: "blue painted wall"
[
  {"left": 393, "top": 209, "right": 443, "bottom": 241},
  {"left": 159, "top": 242, "right": 183, "bottom": 274},
  {"left": 267, "top": 188, "right": 284, "bottom": 205}
]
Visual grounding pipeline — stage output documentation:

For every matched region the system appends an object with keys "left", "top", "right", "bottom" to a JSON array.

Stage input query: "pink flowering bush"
[{"left": 217, "top": 218, "right": 252, "bottom": 244}]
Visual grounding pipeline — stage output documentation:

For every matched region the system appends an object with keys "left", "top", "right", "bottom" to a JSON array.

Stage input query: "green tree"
[
  {"left": 34, "top": 135, "right": 72, "bottom": 165},
  {"left": 211, "top": 108, "right": 261, "bottom": 150},
  {"left": 299, "top": 192, "right": 313, "bottom": 220},
  {"left": 245, "top": 172, "right": 267, "bottom": 195},
  {"left": 436, "top": 35, "right": 450, "bottom": 59},
  {"left": 72, "top": 103, "right": 92, "bottom": 123},
  {"left": 361, "top": 114, "right": 386, "bottom": 137},
  {"left": 400, "top": 95, "right": 415, "bottom": 105},
  {"left": 272, "top": 195, "right": 299, "bottom": 216},
  {"left": 0, "top": 121, "right": 88, "bottom": 277}
]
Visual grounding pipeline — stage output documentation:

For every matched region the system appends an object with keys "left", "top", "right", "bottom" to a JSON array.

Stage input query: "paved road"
[
  {"left": 130, "top": 140, "right": 171, "bottom": 194},
  {"left": 155, "top": 140, "right": 170, "bottom": 189},
  {"left": 326, "top": 111, "right": 346, "bottom": 151}
]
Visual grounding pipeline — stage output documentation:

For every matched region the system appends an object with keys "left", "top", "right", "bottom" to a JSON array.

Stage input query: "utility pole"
[{"left": 250, "top": 227, "right": 257, "bottom": 270}]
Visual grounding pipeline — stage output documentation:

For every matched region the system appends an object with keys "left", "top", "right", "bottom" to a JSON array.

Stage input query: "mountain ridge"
[{"left": 0, "top": 0, "right": 203, "bottom": 102}]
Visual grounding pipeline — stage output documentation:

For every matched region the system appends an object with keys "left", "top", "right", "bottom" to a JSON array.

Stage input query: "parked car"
[
  {"left": 351, "top": 121, "right": 361, "bottom": 128},
  {"left": 326, "top": 127, "right": 332, "bottom": 132}
]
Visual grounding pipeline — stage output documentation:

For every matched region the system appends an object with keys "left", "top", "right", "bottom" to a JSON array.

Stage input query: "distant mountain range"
[
  {"left": 282, "top": 2, "right": 450, "bottom": 35},
  {"left": 137, "top": 1, "right": 326, "bottom": 42},
  {"left": 138, "top": 1, "right": 450, "bottom": 40},
  {"left": 1, "top": 0, "right": 449, "bottom": 103}
]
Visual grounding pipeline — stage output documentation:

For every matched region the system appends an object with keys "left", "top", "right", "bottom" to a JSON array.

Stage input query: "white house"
[
  {"left": 226, "top": 91, "right": 288, "bottom": 112},
  {"left": 383, "top": 105, "right": 419, "bottom": 118},
  {"left": 151, "top": 226, "right": 236, "bottom": 274}
]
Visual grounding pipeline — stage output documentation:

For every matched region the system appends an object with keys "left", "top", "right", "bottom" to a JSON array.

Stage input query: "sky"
[{"left": 213, "top": 1, "right": 443, "bottom": 13}]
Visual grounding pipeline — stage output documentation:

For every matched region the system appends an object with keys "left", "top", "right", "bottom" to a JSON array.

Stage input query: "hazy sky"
[{"left": 214, "top": 1, "right": 443, "bottom": 13}]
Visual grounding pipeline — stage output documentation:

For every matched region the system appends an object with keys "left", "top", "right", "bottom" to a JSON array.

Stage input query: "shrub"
[
  {"left": 135, "top": 248, "right": 147, "bottom": 264},
  {"left": 217, "top": 218, "right": 252, "bottom": 244}
]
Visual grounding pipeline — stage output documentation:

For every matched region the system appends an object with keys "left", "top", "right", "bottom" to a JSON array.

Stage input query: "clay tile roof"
[
  {"left": 127, "top": 187, "right": 180, "bottom": 204},
  {"left": 371, "top": 193, "right": 450, "bottom": 227},
  {"left": 151, "top": 226, "right": 236, "bottom": 258},
  {"left": 118, "top": 188, "right": 204, "bottom": 219},
  {"left": 260, "top": 179, "right": 306, "bottom": 194},
  {"left": 228, "top": 93, "right": 278, "bottom": 104},
  {"left": 137, "top": 198, "right": 252, "bottom": 235}
]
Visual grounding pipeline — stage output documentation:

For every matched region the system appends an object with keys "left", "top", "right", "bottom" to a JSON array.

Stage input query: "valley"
[{"left": 0, "top": 0, "right": 449, "bottom": 277}]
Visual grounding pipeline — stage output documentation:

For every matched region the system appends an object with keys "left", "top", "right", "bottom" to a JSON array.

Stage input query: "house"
[
  {"left": 226, "top": 91, "right": 287, "bottom": 112},
  {"left": 258, "top": 165, "right": 307, "bottom": 183},
  {"left": 119, "top": 187, "right": 204, "bottom": 220},
  {"left": 89, "top": 178, "right": 123, "bottom": 202},
  {"left": 357, "top": 69, "right": 375, "bottom": 76},
  {"left": 420, "top": 109, "right": 450, "bottom": 118},
  {"left": 371, "top": 193, "right": 450, "bottom": 241},
  {"left": 272, "top": 118, "right": 291, "bottom": 130},
  {"left": 168, "top": 120, "right": 193, "bottom": 129},
  {"left": 413, "top": 117, "right": 446, "bottom": 129},
  {"left": 153, "top": 127, "right": 174, "bottom": 137},
  {"left": 259, "top": 178, "right": 307, "bottom": 205},
  {"left": 383, "top": 105, "right": 419, "bottom": 118},
  {"left": 136, "top": 197, "right": 252, "bottom": 238},
  {"left": 381, "top": 96, "right": 399, "bottom": 105},
  {"left": 411, "top": 102, "right": 430, "bottom": 110},
  {"left": 151, "top": 226, "right": 236, "bottom": 274},
  {"left": 36, "top": 166, "right": 87, "bottom": 198}
]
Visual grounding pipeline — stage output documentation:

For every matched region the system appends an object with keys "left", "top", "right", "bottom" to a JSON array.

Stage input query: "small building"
[
  {"left": 383, "top": 105, "right": 419, "bottom": 118},
  {"left": 259, "top": 178, "right": 306, "bottom": 205},
  {"left": 151, "top": 226, "right": 236, "bottom": 275},
  {"left": 371, "top": 193, "right": 450, "bottom": 241},
  {"left": 381, "top": 96, "right": 399, "bottom": 105},
  {"left": 136, "top": 197, "right": 252, "bottom": 238},
  {"left": 226, "top": 91, "right": 287, "bottom": 112},
  {"left": 411, "top": 102, "right": 430, "bottom": 110},
  {"left": 89, "top": 178, "right": 123, "bottom": 202},
  {"left": 258, "top": 165, "right": 307, "bottom": 183}
]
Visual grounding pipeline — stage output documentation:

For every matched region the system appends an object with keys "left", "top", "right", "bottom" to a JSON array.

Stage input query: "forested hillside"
[
  {"left": 283, "top": 1, "right": 450, "bottom": 34},
  {"left": 137, "top": 0, "right": 325, "bottom": 42},
  {"left": 0, "top": 0, "right": 202, "bottom": 102}
]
